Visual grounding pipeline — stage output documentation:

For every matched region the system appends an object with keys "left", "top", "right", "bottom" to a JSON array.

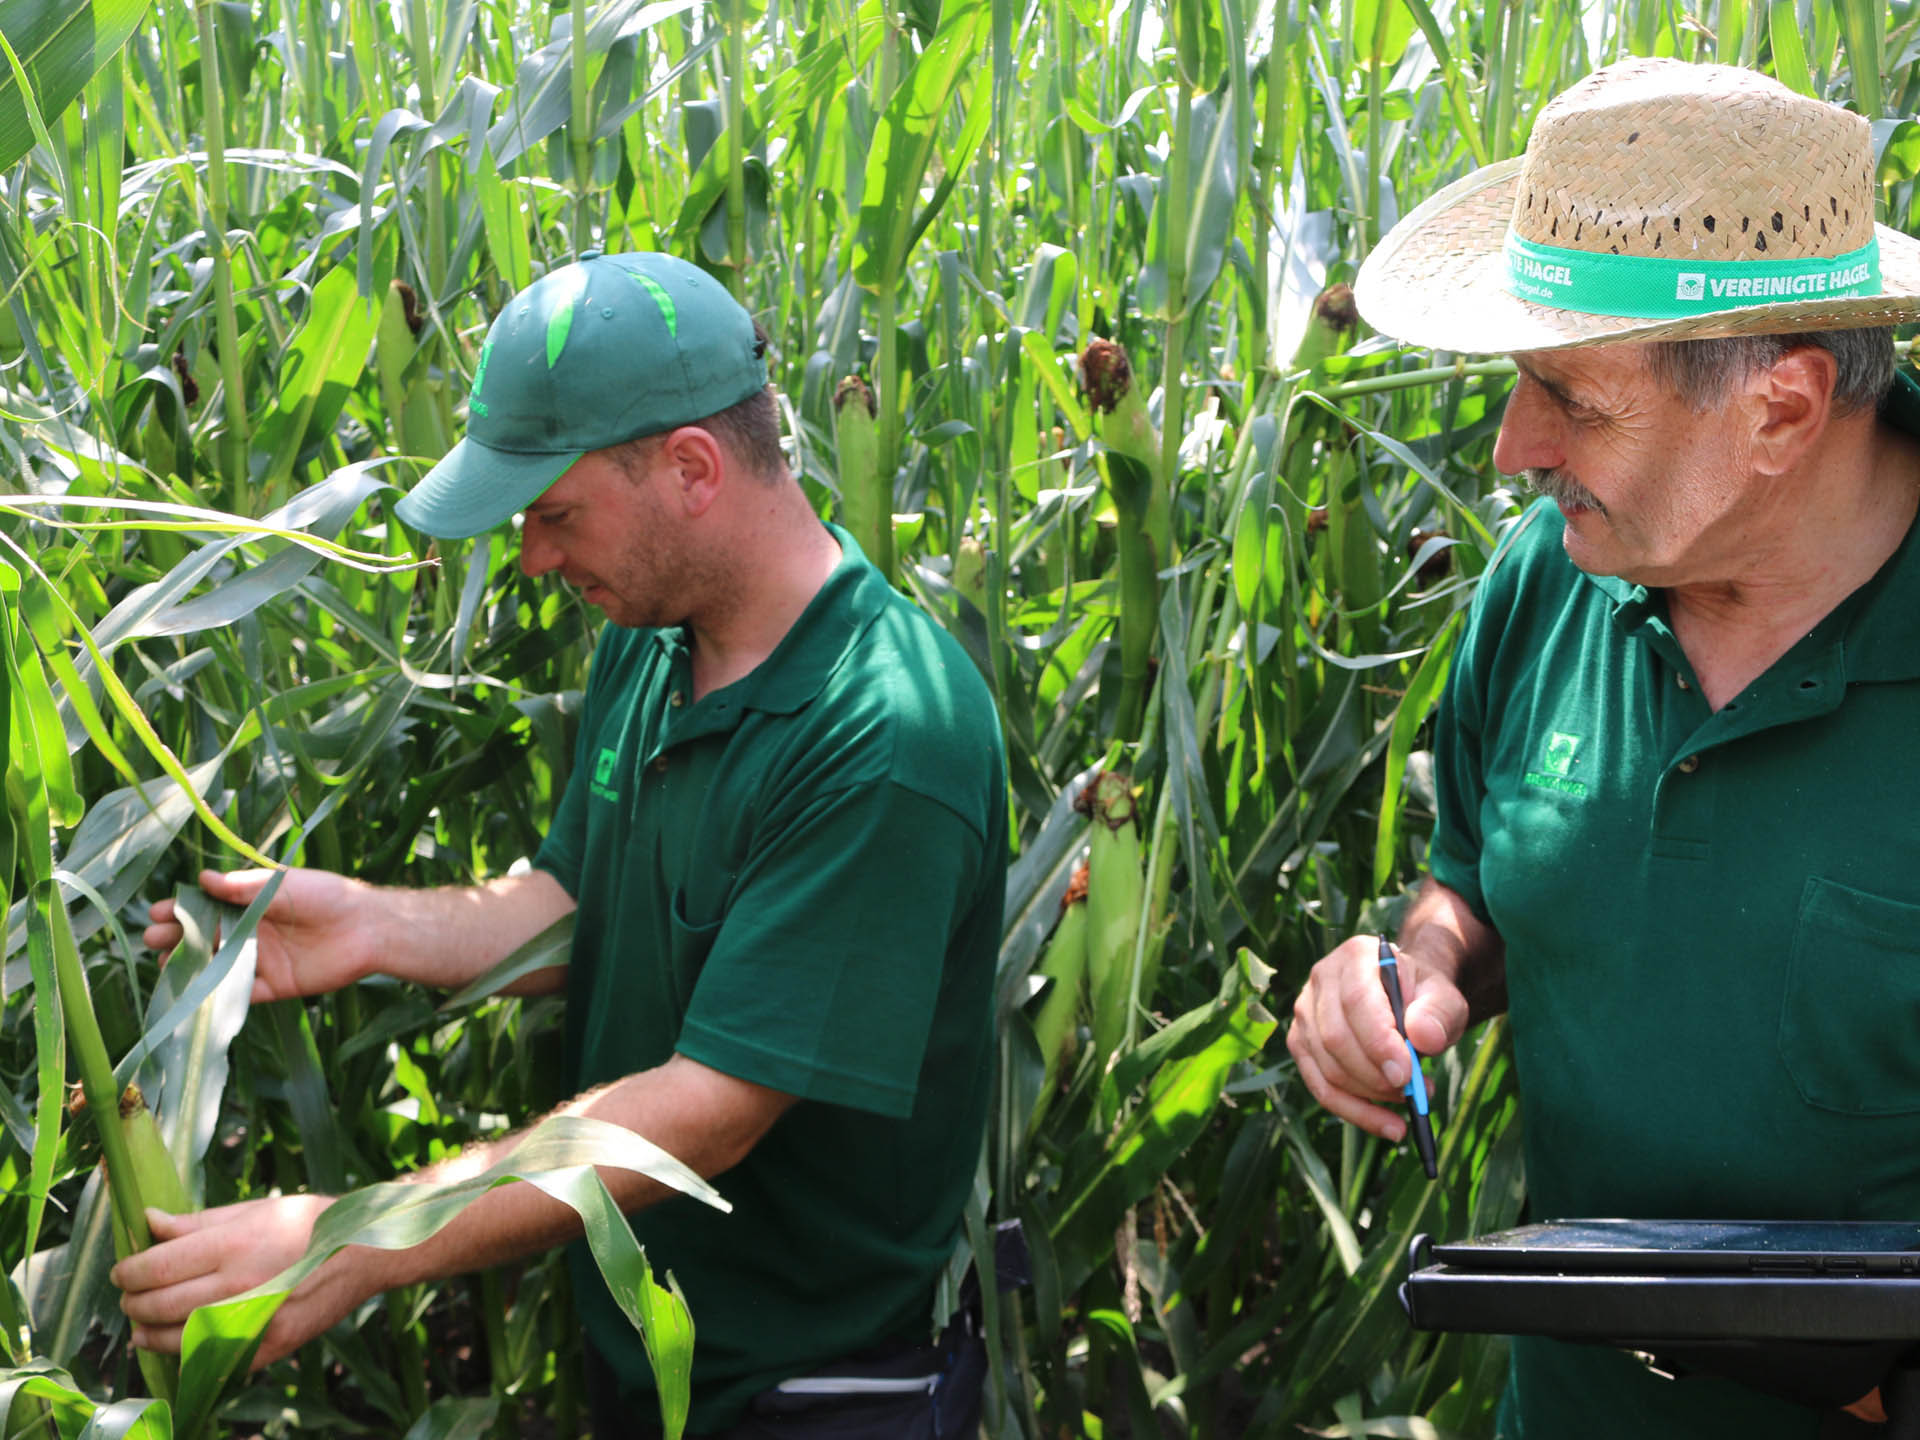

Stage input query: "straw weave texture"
[{"left": 1356, "top": 59, "right": 1920, "bottom": 353}]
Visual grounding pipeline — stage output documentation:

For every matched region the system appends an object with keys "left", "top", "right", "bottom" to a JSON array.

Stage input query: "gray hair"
[{"left": 1647, "top": 328, "right": 1896, "bottom": 417}]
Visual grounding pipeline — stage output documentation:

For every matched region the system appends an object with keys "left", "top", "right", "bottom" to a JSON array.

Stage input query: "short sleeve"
[
  {"left": 1428, "top": 635, "right": 1490, "bottom": 922},
  {"left": 534, "top": 632, "right": 625, "bottom": 897},
  {"left": 675, "top": 780, "right": 986, "bottom": 1118},
  {"left": 1428, "top": 506, "right": 1548, "bottom": 924}
]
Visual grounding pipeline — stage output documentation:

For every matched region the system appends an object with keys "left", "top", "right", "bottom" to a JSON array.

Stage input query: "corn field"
[{"left": 1, "top": 0, "right": 1916, "bottom": 1435}]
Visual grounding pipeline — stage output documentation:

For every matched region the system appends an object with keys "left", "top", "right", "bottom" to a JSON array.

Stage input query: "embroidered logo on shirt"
[
  {"left": 590, "top": 746, "right": 619, "bottom": 803},
  {"left": 1525, "top": 731, "right": 1590, "bottom": 798}
]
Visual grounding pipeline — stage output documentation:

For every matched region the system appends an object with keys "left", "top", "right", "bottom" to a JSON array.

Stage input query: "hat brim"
[
  {"left": 1355, "top": 158, "right": 1920, "bottom": 354},
  {"left": 393, "top": 439, "right": 582, "bottom": 540}
]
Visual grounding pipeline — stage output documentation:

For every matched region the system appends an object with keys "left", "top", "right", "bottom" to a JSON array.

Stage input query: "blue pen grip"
[
  {"left": 1378, "top": 942, "right": 1430, "bottom": 1115},
  {"left": 1402, "top": 1040, "right": 1429, "bottom": 1116}
]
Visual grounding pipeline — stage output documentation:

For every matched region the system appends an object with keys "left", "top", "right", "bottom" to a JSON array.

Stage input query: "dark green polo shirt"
[
  {"left": 1431, "top": 375, "right": 1920, "bottom": 1439},
  {"left": 534, "top": 526, "right": 1006, "bottom": 1434}
]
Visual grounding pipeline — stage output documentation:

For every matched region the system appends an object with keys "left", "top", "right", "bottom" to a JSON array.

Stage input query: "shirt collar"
[
  {"left": 1799, "top": 370, "right": 1920, "bottom": 684},
  {"left": 666, "top": 522, "right": 887, "bottom": 718},
  {"left": 1834, "top": 495, "right": 1920, "bottom": 684}
]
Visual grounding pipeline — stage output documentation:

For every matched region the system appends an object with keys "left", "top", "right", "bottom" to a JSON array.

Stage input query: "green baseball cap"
[{"left": 394, "top": 251, "right": 768, "bottom": 539}]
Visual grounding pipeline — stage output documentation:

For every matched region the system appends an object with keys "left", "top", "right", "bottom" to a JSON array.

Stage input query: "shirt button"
[
  {"left": 1677, "top": 754, "right": 1700, "bottom": 774},
  {"left": 653, "top": 757, "right": 669, "bottom": 773},
  {"left": 669, "top": 690, "right": 685, "bottom": 707},
  {"left": 1675, "top": 674, "right": 1690, "bottom": 690}
]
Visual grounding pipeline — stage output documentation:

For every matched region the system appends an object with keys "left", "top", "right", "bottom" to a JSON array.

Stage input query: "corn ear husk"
[
  {"left": 953, "top": 538, "right": 988, "bottom": 608},
  {"left": 1078, "top": 770, "right": 1144, "bottom": 1074},
  {"left": 1287, "top": 282, "right": 1359, "bottom": 376},
  {"left": 374, "top": 280, "right": 418, "bottom": 431},
  {"left": 107, "top": 1085, "right": 190, "bottom": 1400},
  {"left": 1080, "top": 343, "right": 1169, "bottom": 740},
  {"left": 1030, "top": 862, "right": 1090, "bottom": 1099},
  {"left": 834, "top": 376, "right": 894, "bottom": 583}
]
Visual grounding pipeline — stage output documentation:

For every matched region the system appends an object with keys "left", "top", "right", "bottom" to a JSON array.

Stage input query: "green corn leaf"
[
  {"left": 0, "top": 1367, "right": 170, "bottom": 1437},
  {"left": 257, "top": 257, "right": 395, "bottom": 493},
  {"left": 852, "top": 0, "right": 990, "bottom": 289},
  {"left": 143, "top": 890, "right": 261, "bottom": 1203},
  {"left": 1769, "top": 1, "right": 1814, "bottom": 97},
  {"left": 1372, "top": 613, "right": 1461, "bottom": 895},
  {"left": 22, "top": 1167, "right": 119, "bottom": 1366},
  {"left": 400, "top": 1396, "right": 501, "bottom": 1440},
  {"left": 0, "top": 0, "right": 155, "bottom": 172},
  {"left": 175, "top": 1114, "right": 727, "bottom": 1439},
  {"left": 476, "top": 146, "right": 534, "bottom": 294},
  {"left": 1836, "top": 0, "right": 1883, "bottom": 120},
  {"left": 1138, "top": 83, "right": 1241, "bottom": 319},
  {"left": 1050, "top": 955, "right": 1276, "bottom": 1293}
]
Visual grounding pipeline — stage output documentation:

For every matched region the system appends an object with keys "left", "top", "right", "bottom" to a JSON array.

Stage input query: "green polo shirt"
[
  {"left": 533, "top": 525, "right": 1006, "bottom": 1434},
  {"left": 1431, "top": 378, "right": 1920, "bottom": 1440}
]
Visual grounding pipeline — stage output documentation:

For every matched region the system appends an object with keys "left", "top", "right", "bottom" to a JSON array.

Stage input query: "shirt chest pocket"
[
  {"left": 667, "top": 887, "right": 724, "bottom": 1011},
  {"left": 1778, "top": 876, "right": 1920, "bottom": 1116}
]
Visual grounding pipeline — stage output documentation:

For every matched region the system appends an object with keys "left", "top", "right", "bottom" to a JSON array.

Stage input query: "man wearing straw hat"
[{"left": 1288, "top": 58, "right": 1920, "bottom": 1438}]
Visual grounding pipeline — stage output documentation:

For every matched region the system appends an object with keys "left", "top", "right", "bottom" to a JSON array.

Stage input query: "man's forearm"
[
  {"left": 330, "top": 1055, "right": 794, "bottom": 1300},
  {"left": 368, "top": 869, "right": 575, "bottom": 994},
  {"left": 1400, "top": 877, "right": 1508, "bottom": 1025}
]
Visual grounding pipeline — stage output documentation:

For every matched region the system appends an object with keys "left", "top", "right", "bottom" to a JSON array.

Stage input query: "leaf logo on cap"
[
  {"left": 545, "top": 266, "right": 591, "bottom": 370},
  {"left": 628, "top": 271, "right": 678, "bottom": 337},
  {"left": 469, "top": 340, "right": 493, "bottom": 417}
]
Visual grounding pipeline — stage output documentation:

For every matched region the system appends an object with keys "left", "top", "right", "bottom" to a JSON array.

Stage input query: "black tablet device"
[
  {"left": 1403, "top": 1221, "right": 1920, "bottom": 1343},
  {"left": 1432, "top": 1219, "right": 1920, "bottom": 1277}
]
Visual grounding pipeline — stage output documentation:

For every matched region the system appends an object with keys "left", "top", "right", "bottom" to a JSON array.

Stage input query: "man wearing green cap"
[{"left": 118, "top": 251, "right": 1007, "bottom": 1439}]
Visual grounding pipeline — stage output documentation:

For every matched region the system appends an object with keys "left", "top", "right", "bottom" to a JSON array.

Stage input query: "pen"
[{"left": 1378, "top": 936, "right": 1438, "bottom": 1179}]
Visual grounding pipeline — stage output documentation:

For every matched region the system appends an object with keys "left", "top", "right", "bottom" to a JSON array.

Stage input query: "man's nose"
[
  {"left": 1491, "top": 374, "right": 1562, "bottom": 477},
  {"left": 519, "top": 525, "right": 559, "bottom": 578}
]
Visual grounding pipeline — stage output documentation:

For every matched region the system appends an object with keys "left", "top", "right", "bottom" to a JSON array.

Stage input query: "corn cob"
[
  {"left": 375, "top": 279, "right": 418, "bottom": 454},
  {"left": 1077, "top": 770, "right": 1145, "bottom": 1074},
  {"left": 105, "top": 1085, "right": 189, "bottom": 1401},
  {"left": 1030, "top": 861, "right": 1090, "bottom": 1096},
  {"left": 833, "top": 376, "right": 894, "bottom": 584},
  {"left": 1080, "top": 342, "right": 1169, "bottom": 741},
  {"left": 953, "top": 538, "right": 988, "bottom": 610},
  {"left": 1287, "top": 282, "right": 1358, "bottom": 376}
]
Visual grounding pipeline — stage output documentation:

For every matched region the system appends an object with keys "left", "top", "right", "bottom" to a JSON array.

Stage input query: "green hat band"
[{"left": 1503, "top": 232, "right": 1881, "bottom": 319}]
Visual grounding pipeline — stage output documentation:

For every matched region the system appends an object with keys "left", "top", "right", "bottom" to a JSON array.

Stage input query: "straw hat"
[{"left": 1355, "top": 58, "right": 1920, "bottom": 353}]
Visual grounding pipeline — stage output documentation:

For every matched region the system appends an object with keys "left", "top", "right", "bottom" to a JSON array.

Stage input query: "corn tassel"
[
  {"left": 1078, "top": 770, "right": 1145, "bottom": 1077},
  {"left": 1081, "top": 342, "right": 1169, "bottom": 741},
  {"left": 833, "top": 376, "right": 894, "bottom": 584}
]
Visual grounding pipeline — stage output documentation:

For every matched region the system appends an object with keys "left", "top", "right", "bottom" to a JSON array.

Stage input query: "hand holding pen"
[{"left": 1377, "top": 936, "right": 1439, "bottom": 1179}]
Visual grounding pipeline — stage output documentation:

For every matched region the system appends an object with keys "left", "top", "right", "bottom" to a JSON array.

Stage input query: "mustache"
[{"left": 1524, "top": 467, "right": 1606, "bottom": 516}]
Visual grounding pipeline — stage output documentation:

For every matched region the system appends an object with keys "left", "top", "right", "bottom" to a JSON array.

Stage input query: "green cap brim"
[{"left": 393, "top": 439, "right": 582, "bottom": 540}]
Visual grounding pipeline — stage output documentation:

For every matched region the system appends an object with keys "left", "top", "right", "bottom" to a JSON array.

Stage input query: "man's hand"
[
  {"left": 1287, "top": 879, "right": 1505, "bottom": 1141},
  {"left": 1288, "top": 935, "right": 1472, "bottom": 1141},
  {"left": 147, "top": 867, "right": 573, "bottom": 998},
  {"left": 111, "top": 1195, "right": 359, "bottom": 1367},
  {"left": 145, "top": 868, "right": 382, "bottom": 1003},
  {"left": 1845, "top": 1388, "right": 1887, "bottom": 1424}
]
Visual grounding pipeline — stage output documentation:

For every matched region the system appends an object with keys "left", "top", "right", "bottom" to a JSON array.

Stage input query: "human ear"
[
  {"left": 1748, "top": 345, "right": 1837, "bottom": 477},
  {"left": 659, "top": 426, "right": 727, "bottom": 516}
]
